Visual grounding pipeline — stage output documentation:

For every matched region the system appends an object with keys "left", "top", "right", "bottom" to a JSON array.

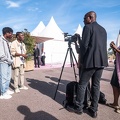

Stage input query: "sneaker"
[
  {"left": 0, "top": 93, "right": 12, "bottom": 99},
  {"left": 7, "top": 89, "right": 14, "bottom": 95},
  {"left": 15, "top": 88, "right": 20, "bottom": 93},
  {"left": 0, "top": 95, "right": 4, "bottom": 99},
  {"left": 115, "top": 108, "right": 120, "bottom": 114},
  {"left": 19, "top": 86, "right": 28, "bottom": 90}
]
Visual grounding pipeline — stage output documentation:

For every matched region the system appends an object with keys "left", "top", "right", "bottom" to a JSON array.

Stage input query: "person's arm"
[
  {"left": 0, "top": 38, "right": 5, "bottom": 58},
  {"left": 80, "top": 25, "right": 91, "bottom": 63},
  {"left": 74, "top": 41, "right": 80, "bottom": 54},
  {"left": 110, "top": 42, "right": 120, "bottom": 55},
  {"left": 15, "top": 53, "right": 27, "bottom": 59},
  {"left": 82, "top": 26, "right": 91, "bottom": 54},
  {"left": 10, "top": 42, "right": 27, "bottom": 59},
  {"left": 38, "top": 48, "right": 40, "bottom": 57},
  {"left": 0, "top": 38, "right": 9, "bottom": 61}
]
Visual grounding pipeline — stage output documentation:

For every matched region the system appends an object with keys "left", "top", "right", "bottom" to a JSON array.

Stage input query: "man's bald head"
[
  {"left": 86, "top": 11, "right": 96, "bottom": 22},
  {"left": 84, "top": 11, "right": 97, "bottom": 24}
]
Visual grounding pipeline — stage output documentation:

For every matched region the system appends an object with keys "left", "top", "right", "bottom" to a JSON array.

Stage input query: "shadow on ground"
[
  {"left": 17, "top": 105, "right": 58, "bottom": 120},
  {"left": 101, "top": 78, "right": 110, "bottom": 82},
  {"left": 26, "top": 76, "right": 70, "bottom": 105}
]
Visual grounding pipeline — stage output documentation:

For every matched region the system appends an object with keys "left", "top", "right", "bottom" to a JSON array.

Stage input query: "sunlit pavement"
[
  {"left": 0, "top": 62, "right": 120, "bottom": 120},
  {"left": 34, "top": 63, "right": 71, "bottom": 70}
]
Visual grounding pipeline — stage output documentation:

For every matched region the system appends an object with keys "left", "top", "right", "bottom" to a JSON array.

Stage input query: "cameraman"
[
  {"left": 74, "top": 11, "right": 108, "bottom": 118},
  {"left": 74, "top": 34, "right": 91, "bottom": 109}
]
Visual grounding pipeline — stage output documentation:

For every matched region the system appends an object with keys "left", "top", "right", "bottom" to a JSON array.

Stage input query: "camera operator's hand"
[
  {"left": 74, "top": 33, "right": 80, "bottom": 36},
  {"left": 77, "top": 63, "right": 83, "bottom": 68}
]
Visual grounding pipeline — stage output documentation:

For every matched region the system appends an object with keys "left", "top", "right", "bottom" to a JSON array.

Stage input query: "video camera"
[{"left": 64, "top": 33, "right": 81, "bottom": 44}]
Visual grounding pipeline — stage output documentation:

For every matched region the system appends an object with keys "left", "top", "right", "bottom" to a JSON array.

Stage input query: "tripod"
[{"left": 54, "top": 42, "right": 78, "bottom": 100}]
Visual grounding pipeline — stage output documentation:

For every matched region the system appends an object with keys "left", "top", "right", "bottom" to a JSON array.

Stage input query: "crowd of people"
[
  {"left": 0, "top": 28, "right": 46, "bottom": 98},
  {"left": 0, "top": 11, "right": 119, "bottom": 118}
]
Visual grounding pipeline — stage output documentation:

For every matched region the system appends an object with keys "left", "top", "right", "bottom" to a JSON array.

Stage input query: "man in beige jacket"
[{"left": 10, "top": 32, "right": 28, "bottom": 93}]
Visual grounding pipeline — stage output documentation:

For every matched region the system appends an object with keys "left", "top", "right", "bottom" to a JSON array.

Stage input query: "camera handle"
[{"left": 53, "top": 44, "right": 78, "bottom": 100}]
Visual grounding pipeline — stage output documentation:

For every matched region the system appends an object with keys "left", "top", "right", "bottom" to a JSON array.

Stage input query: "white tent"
[
  {"left": 75, "top": 24, "right": 83, "bottom": 37},
  {"left": 31, "top": 21, "right": 45, "bottom": 36},
  {"left": 30, "top": 21, "right": 53, "bottom": 43},
  {"left": 39, "top": 16, "right": 64, "bottom": 41},
  {"left": 39, "top": 17, "right": 78, "bottom": 64}
]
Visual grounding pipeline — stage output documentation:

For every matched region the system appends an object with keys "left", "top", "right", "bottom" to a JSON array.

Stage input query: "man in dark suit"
[
  {"left": 74, "top": 11, "right": 108, "bottom": 118},
  {"left": 34, "top": 45, "right": 40, "bottom": 68}
]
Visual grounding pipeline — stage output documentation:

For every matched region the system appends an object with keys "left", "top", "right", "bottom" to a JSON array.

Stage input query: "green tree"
[{"left": 23, "top": 29, "right": 35, "bottom": 61}]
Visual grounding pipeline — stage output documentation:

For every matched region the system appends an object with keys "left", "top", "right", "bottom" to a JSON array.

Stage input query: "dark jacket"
[
  {"left": 80, "top": 22, "right": 108, "bottom": 68},
  {"left": 34, "top": 48, "right": 40, "bottom": 58}
]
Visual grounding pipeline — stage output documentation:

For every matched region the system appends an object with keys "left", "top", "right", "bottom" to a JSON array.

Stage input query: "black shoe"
[
  {"left": 88, "top": 108, "right": 97, "bottom": 118},
  {"left": 74, "top": 105, "right": 83, "bottom": 115},
  {"left": 74, "top": 108, "right": 83, "bottom": 115},
  {"left": 83, "top": 104, "right": 89, "bottom": 109},
  {"left": 66, "top": 105, "right": 83, "bottom": 115},
  {"left": 66, "top": 105, "right": 75, "bottom": 112}
]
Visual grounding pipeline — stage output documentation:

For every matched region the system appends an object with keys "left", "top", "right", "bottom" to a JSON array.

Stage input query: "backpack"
[
  {"left": 63, "top": 81, "right": 107, "bottom": 108},
  {"left": 98, "top": 91, "right": 107, "bottom": 104},
  {"left": 63, "top": 81, "right": 91, "bottom": 108},
  {"left": 63, "top": 81, "right": 78, "bottom": 108}
]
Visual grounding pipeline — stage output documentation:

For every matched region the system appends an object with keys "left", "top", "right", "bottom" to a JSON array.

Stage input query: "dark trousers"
[
  {"left": 77, "top": 68, "right": 103, "bottom": 112},
  {"left": 34, "top": 57, "right": 40, "bottom": 67},
  {"left": 79, "top": 67, "right": 91, "bottom": 106},
  {"left": 41, "top": 56, "right": 45, "bottom": 65}
]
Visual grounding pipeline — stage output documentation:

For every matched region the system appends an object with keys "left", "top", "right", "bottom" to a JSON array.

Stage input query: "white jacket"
[{"left": 10, "top": 40, "right": 26, "bottom": 68}]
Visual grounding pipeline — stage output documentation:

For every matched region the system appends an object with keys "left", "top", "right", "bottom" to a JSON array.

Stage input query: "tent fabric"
[
  {"left": 74, "top": 24, "right": 83, "bottom": 37},
  {"left": 44, "top": 40, "right": 78, "bottom": 64},
  {"left": 39, "top": 16, "right": 64, "bottom": 41},
  {"left": 31, "top": 21, "right": 53, "bottom": 43},
  {"left": 31, "top": 21, "right": 45, "bottom": 37},
  {"left": 32, "top": 36, "right": 53, "bottom": 43}
]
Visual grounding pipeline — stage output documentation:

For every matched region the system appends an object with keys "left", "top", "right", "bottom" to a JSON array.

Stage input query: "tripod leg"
[
  {"left": 71, "top": 49, "right": 78, "bottom": 65},
  {"left": 70, "top": 48, "right": 77, "bottom": 81},
  {"left": 53, "top": 48, "right": 69, "bottom": 100},
  {"left": 69, "top": 48, "right": 73, "bottom": 67}
]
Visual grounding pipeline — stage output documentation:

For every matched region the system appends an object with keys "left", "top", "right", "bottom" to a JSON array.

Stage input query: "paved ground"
[{"left": 0, "top": 63, "right": 120, "bottom": 120}]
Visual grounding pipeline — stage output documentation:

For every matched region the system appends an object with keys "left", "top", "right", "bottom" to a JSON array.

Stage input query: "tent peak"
[
  {"left": 51, "top": 16, "right": 54, "bottom": 19},
  {"left": 39, "top": 16, "right": 64, "bottom": 41},
  {"left": 30, "top": 21, "right": 45, "bottom": 36},
  {"left": 74, "top": 24, "right": 83, "bottom": 36}
]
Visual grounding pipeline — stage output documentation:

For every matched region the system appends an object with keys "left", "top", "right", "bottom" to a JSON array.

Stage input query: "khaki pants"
[{"left": 13, "top": 64, "right": 25, "bottom": 89}]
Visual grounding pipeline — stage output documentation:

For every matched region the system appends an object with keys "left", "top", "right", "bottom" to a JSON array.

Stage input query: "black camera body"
[{"left": 64, "top": 33, "right": 81, "bottom": 44}]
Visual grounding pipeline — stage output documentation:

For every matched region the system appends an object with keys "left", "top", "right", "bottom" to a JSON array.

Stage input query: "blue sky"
[{"left": 0, "top": 0, "right": 120, "bottom": 46}]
